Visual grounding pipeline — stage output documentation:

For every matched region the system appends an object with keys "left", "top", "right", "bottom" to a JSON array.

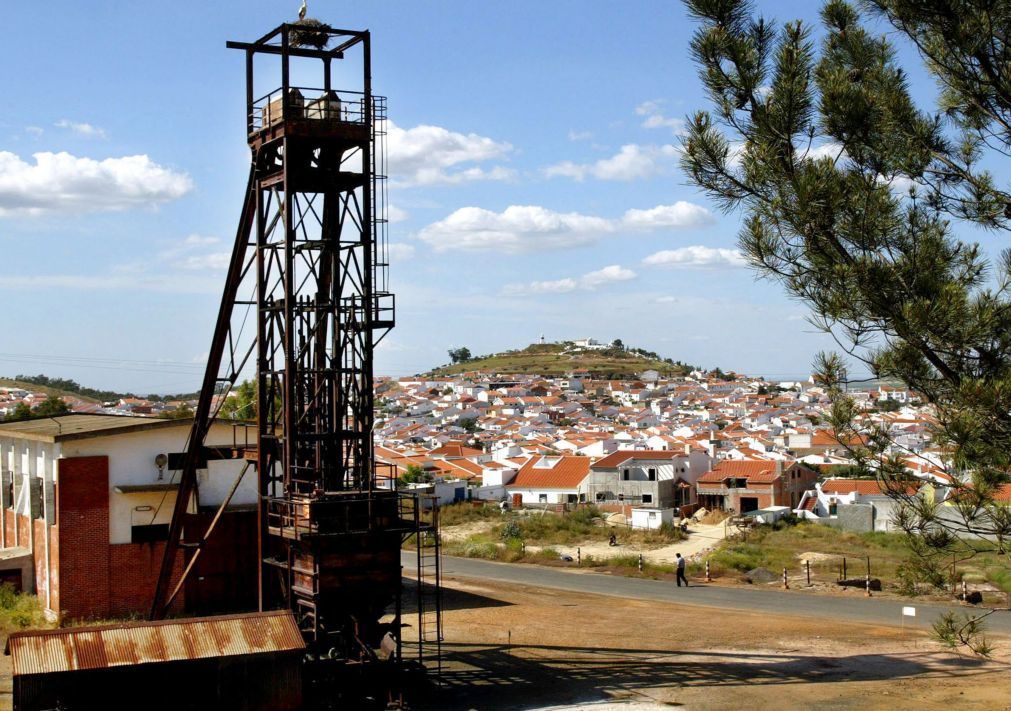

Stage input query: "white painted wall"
[
  {"left": 631, "top": 507, "right": 675, "bottom": 530},
  {"left": 60, "top": 422, "right": 254, "bottom": 545}
]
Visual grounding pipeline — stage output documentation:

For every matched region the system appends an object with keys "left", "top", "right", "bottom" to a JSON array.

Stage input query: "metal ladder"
[{"left": 415, "top": 498, "right": 443, "bottom": 678}]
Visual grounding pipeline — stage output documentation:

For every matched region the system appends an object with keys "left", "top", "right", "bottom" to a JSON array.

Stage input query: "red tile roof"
[
  {"left": 429, "top": 442, "right": 484, "bottom": 458},
  {"left": 591, "top": 450, "right": 681, "bottom": 469},
  {"left": 507, "top": 456, "right": 591, "bottom": 490},
  {"left": 697, "top": 460, "right": 791, "bottom": 484}
]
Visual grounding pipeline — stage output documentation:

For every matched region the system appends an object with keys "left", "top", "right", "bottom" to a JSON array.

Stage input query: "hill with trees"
[{"left": 428, "top": 341, "right": 705, "bottom": 379}]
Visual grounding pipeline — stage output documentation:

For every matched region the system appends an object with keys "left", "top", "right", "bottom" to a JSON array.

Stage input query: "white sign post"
[{"left": 901, "top": 606, "right": 916, "bottom": 632}]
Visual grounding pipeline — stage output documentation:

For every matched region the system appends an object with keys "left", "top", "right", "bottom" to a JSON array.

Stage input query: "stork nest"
[{"left": 290, "top": 18, "right": 332, "bottom": 50}]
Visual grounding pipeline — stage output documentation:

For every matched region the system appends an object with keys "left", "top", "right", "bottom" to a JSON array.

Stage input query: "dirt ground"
[
  {"left": 411, "top": 575, "right": 1011, "bottom": 711},
  {"left": 443, "top": 520, "right": 730, "bottom": 566}
]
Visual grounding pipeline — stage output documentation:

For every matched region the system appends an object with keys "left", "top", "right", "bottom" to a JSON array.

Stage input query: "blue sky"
[{"left": 0, "top": 1, "right": 987, "bottom": 392}]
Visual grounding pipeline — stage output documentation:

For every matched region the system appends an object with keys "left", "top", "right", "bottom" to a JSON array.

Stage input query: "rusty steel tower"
[{"left": 150, "top": 19, "right": 441, "bottom": 695}]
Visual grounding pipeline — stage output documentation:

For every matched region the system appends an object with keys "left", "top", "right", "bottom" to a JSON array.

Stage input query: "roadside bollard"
[
  {"left": 521, "top": 541, "right": 526, "bottom": 555},
  {"left": 962, "top": 580, "right": 967, "bottom": 602},
  {"left": 806, "top": 560, "right": 811, "bottom": 586},
  {"left": 865, "top": 574, "right": 872, "bottom": 597},
  {"left": 577, "top": 547, "right": 581, "bottom": 566},
  {"left": 705, "top": 560, "right": 711, "bottom": 583},
  {"left": 638, "top": 553, "right": 643, "bottom": 572},
  {"left": 783, "top": 567, "right": 789, "bottom": 590}
]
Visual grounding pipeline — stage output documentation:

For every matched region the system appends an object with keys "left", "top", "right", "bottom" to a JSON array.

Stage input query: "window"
[
  {"left": 131, "top": 524, "right": 169, "bottom": 544},
  {"left": 647, "top": 468, "right": 656, "bottom": 481},
  {"left": 622, "top": 469, "right": 630, "bottom": 481},
  {"left": 538, "top": 494, "right": 548, "bottom": 503},
  {"left": 642, "top": 494, "right": 653, "bottom": 504},
  {"left": 596, "top": 492, "right": 606, "bottom": 502}
]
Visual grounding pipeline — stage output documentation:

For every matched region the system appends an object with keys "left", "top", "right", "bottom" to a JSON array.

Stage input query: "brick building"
[
  {"left": 696, "top": 459, "right": 818, "bottom": 513},
  {"left": 0, "top": 415, "right": 254, "bottom": 620}
]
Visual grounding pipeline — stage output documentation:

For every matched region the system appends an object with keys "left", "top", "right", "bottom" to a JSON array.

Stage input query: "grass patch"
[
  {"left": 706, "top": 522, "right": 913, "bottom": 581},
  {"left": 439, "top": 502, "right": 504, "bottom": 527},
  {"left": 0, "top": 584, "right": 47, "bottom": 630}
]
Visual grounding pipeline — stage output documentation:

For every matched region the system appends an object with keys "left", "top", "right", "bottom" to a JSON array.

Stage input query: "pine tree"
[{"left": 682, "top": 0, "right": 1011, "bottom": 646}]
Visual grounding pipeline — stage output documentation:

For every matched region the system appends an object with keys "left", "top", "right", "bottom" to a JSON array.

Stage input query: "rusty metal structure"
[{"left": 149, "top": 19, "right": 442, "bottom": 700}]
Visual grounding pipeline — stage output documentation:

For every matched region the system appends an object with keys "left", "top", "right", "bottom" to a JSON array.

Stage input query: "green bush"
[
  {"left": 0, "top": 583, "right": 45, "bottom": 629},
  {"left": 500, "top": 520, "right": 523, "bottom": 541}
]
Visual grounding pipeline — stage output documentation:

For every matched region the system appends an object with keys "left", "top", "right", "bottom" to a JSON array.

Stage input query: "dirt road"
[{"left": 412, "top": 576, "right": 1011, "bottom": 710}]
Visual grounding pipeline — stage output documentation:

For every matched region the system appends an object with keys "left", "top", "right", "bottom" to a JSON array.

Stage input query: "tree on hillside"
[
  {"left": 448, "top": 347, "right": 472, "bottom": 364},
  {"left": 682, "top": 0, "right": 1011, "bottom": 652},
  {"left": 220, "top": 379, "right": 257, "bottom": 421},
  {"left": 397, "top": 463, "right": 433, "bottom": 488},
  {"left": 2, "top": 396, "right": 69, "bottom": 422}
]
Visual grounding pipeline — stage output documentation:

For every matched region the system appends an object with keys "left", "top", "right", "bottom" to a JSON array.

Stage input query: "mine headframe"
[{"left": 149, "top": 21, "right": 440, "bottom": 675}]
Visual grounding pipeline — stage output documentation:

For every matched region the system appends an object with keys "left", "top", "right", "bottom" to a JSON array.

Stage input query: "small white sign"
[{"left": 902, "top": 606, "right": 916, "bottom": 617}]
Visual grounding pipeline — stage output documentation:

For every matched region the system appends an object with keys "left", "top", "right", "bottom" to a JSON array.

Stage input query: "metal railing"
[{"left": 249, "top": 86, "right": 370, "bottom": 133}]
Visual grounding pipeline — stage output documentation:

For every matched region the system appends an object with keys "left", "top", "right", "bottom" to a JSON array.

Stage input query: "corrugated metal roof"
[
  {"left": 0, "top": 414, "right": 191, "bottom": 443},
  {"left": 6, "top": 611, "right": 304, "bottom": 676}
]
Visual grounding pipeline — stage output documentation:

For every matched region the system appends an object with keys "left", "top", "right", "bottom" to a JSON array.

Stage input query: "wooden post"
[
  {"left": 952, "top": 551, "right": 957, "bottom": 595},
  {"left": 577, "top": 547, "right": 581, "bottom": 566},
  {"left": 843, "top": 557, "right": 847, "bottom": 580},
  {"left": 806, "top": 559, "right": 811, "bottom": 586}
]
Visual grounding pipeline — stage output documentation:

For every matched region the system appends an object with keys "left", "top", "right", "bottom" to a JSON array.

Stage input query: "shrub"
[
  {"left": 500, "top": 520, "right": 523, "bottom": 541},
  {"left": 0, "top": 583, "right": 45, "bottom": 629}
]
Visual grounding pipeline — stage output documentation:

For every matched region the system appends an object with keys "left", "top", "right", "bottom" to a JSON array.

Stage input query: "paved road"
[{"left": 404, "top": 552, "right": 1011, "bottom": 635}]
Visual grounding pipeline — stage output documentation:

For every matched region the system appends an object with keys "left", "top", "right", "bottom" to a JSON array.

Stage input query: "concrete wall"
[{"left": 837, "top": 503, "right": 875, "bottom": 533}]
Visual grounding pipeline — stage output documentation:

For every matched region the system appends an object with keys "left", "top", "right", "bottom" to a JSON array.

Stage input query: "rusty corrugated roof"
[
  {"left": 6, "top": 611, "right": 304, "bottom": 676},
  {"left": 0, "top": 414, "right": 187, "bottom": 443}
]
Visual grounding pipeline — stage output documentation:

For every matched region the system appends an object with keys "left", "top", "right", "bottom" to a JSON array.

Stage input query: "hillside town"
[
  {"left": 4, "top": 354, "right": 990, "bottom": 535},
  {"left": 369, "top": 362, "right": 970, "bottom": 532}
]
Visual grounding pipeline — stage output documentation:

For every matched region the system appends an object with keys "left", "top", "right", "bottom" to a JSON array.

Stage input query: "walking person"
[{"left": 675, "top": 552, "right": 688, "bottom": 588}]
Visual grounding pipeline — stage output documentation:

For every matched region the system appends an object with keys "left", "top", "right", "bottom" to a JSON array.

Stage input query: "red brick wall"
[
  {"left": 49, "top": 519, "right": 60, "bottom": 613},
  {"left": 56, "top": 456, "right": 111, "bottom": 619},
  {"left": 32, "top": 519, "right": 47, "bottom": 605},
  {"left": 3, "top": 509, "right": 13, "bottom": 547},
  {"left": 109, "top": 542, "right": 184, "bottom": 617}
]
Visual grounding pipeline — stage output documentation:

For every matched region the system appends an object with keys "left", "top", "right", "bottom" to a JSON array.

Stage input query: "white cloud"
[
  {"left": 580, "top": 264, "right": 636, "bottom": 288},
  {"left": 387, "top": 205, "right": 409, "bottom": 223},
  {"left": 0, "top": 273, "right": 217, "bottom": 293},
  {"left": 0, "top": 151, "right": 192, "bottom": 216},
  {"left": 655, "top": 295, "right": 678, "bottom": 303},
  {"left": 505, "top": 278, "right": 580, "bottom": 295},
  {"left": 635, "top": 100, "right": 685, "bottom": 134},
  {"left": 568, "top": 129, "right": 592, "bottom": 141},
  {"left": 387, "top": 120, "right": 513, "bottom": 187},
  {"left": 803, "top": 142, "right": 845, "bottom": 162},
  {"left": 642, "top": 246, "right": 746, "bottom": 269},
  {"left": 176, "top": 253, "right": 231, "bottom": 270},
  {"left": 419, "top": 205, "right": 613, "bottom": 254},
  {"left": 543, "top": 143, "right": 680, "bottom": 181},
  {"left": 55, "top": 119, "right": 107, "bottom": 139},
  {"left": 419, "top": 201, "right": 711, "bottom": 254},
  {"left": 25, "top": 126, "right": 43, "bottom": 137},
  {"left": 386, "top": 243, "right": 416, "bottom": 260},
  {"left": 505, "top": 264, "right": 636, "bottom": 295},
  {"left": 158, "top": 233, "right": 228, "bottom": 270},
  {"left": 622, "top": 201, "right": 713, "bottom": 229}
]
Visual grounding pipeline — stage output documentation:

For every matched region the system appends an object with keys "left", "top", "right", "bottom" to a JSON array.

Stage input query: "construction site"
[{"left": 1, "top": 16, "right": 444, "bottom": 711}]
